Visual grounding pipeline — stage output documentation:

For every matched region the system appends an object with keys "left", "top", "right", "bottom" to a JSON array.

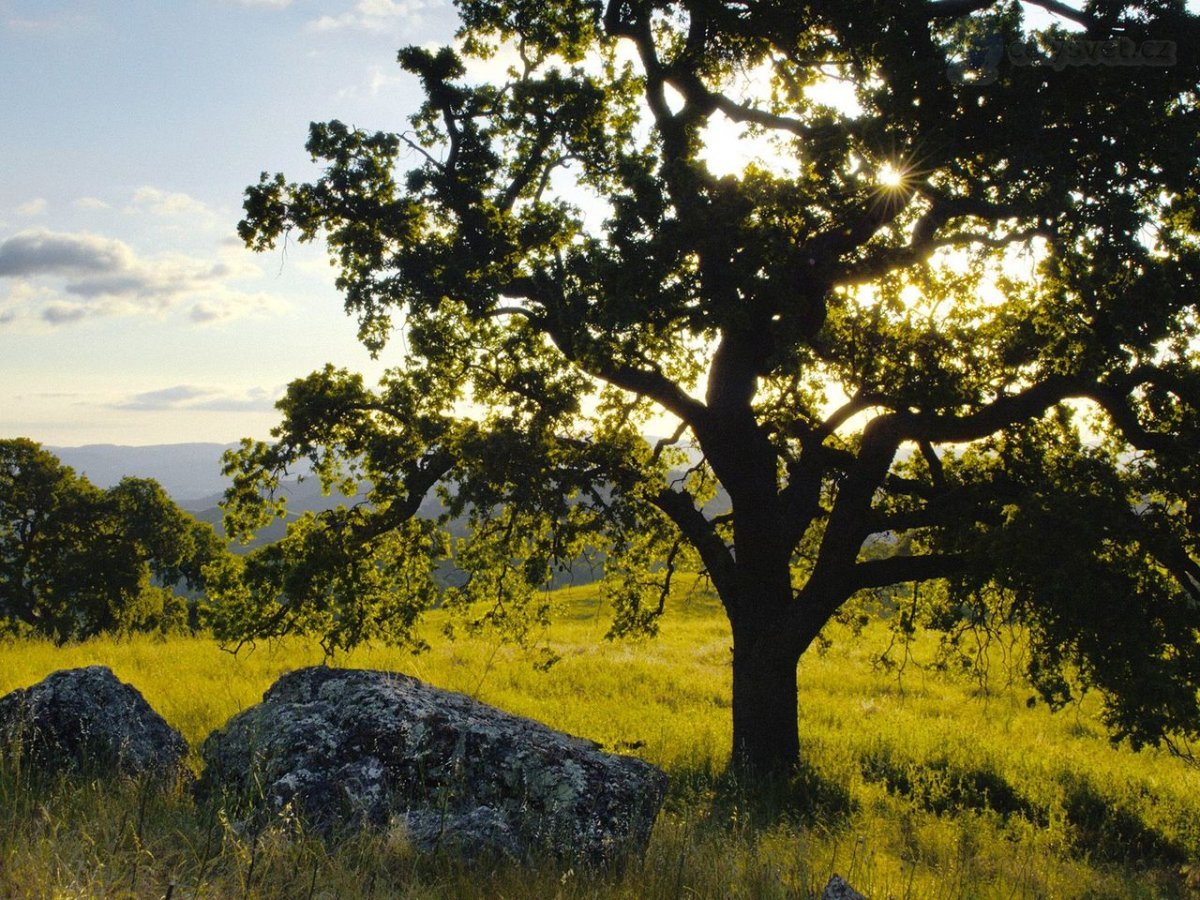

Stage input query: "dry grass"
[{"left": 2, "top": 580, "right": 1198, "bottom": 897}]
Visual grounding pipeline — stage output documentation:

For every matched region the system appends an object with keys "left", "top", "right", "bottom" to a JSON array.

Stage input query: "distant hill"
[
  {"left": 45, "top": 442, "right": 442, "bottom": 551},
  {"left": 50, "top": 443, "right": 239, "bottom": 503}
]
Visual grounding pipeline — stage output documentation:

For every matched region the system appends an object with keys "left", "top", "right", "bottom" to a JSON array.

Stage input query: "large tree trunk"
[
  {"left": 730, "top": 615, "right": 802, "bottom": 776},
  {"left": 697, "top": 385, "right": 812, "bottom": 777}
]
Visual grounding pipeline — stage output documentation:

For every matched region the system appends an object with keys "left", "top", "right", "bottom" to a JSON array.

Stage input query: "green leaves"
[
  {"left": 0, "top": 440, "right": 229, "bottom": 642},
  {"left": 206, "top": 513, "right": 443, "bottom": 656}
]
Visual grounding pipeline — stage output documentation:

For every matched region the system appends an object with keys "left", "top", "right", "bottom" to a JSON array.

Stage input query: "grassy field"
[{"left": 2, "top": 579, "right": 1199, "bottom": 898}]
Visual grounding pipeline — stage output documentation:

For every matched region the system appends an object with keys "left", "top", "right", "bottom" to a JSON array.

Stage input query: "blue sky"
[
  {"left": 0, "top": 0, "right": 462, "bottom": 445},
  {"left": 3, "top": 2, "right": 1187, "bottom": 447}
]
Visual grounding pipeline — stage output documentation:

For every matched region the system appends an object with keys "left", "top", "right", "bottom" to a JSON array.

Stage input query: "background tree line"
[{"left": 0, "top": 439, "right": 230, "bottom": 642}]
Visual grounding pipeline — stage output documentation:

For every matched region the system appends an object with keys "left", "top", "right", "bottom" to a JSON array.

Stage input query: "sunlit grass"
[{"left": 2, "top": 577, "right": 1198, "bottom": 897}]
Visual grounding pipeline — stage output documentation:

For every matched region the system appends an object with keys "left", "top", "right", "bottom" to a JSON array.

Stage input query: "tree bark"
[{"left": 730, "top": 613, "right": 802, "bottom": 777}]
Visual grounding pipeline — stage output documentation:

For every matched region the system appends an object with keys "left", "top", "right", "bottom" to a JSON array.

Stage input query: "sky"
[
  {"left": 1, "top": 0, "right": 801, "bottom": 447},
  {"left": 0, "top": 0, "right": 467, "bottom": 446},
  {"left": 0, "top": 1, "right": 1174, "bottom": 447}
]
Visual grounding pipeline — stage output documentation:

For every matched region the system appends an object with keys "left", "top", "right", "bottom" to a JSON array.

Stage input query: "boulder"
[
  {"left": 822, "top": 873, "right": 868, "bottom": 900},
  {"left": 197, "top": 666, "right": 668, "bottom": 863},
  {"left": 0, "top": 665, "right": 188, "bottom": 779}
]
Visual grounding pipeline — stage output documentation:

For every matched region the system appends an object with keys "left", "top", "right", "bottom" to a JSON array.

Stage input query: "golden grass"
[{"left": 2, "top": 579, "right": 1198, "bottom": 897}]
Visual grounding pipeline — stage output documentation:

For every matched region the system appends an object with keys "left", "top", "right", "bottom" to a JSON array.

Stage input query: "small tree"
[
  {"left": 0, "top": 439, "right": 227, "bottom": 641},
  {"left": 224, "top": 0, "right": 1200, "bottom": 775}
]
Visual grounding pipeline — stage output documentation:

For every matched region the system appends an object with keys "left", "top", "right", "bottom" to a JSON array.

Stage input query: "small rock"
[
  {"left": 197, "top": 666, "right": 668, "bottom": 864},
  {"left": 822, "top": 873, "right": 868, "bottom": 900},
  {"left": 0, "top": 665, "right": 189, "bottom": 779}
]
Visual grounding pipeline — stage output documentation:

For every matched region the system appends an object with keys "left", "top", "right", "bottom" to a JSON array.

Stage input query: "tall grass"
[{"left": 1, "top": 579, "right": 1197, "bottom": 897}]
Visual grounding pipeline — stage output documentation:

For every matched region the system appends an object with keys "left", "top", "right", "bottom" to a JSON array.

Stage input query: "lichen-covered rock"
[
  {"left": 822, "top": 873, "right": 868, "bottom": 900},
  {"left": 197, "top": 666, "right": 668, "bottom": 863},
  {"left": 400, "top": 805, "right": 523, "bottom": 859},
  {"left": 0, "top": 665, "right": 188, "bottom": 779}
]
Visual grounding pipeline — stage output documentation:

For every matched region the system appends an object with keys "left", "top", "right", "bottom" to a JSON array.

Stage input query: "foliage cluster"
[
  {"left": 2, "top": 584, "right": 1198, "bottom": 897},
  {"left": 0, "top": 439, "right": 229, "bottom": 642},
  {"left": 220, "top": 0, "right": 1200, "bottom": 774}
]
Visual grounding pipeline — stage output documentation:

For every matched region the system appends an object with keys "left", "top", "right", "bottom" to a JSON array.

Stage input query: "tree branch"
[
  {"left": 892, "top": 375, "right": 1086, "bottom": 444},
  {"left": 651, "top": 420, "right": 690, "bottom": 466},
  {"left": 919, "top": 440, "right": 947, "bottom": 490},
  {"left": 882, "top": 369, "right": 1190, "bottom": 453},
  {"left": 495, "top": 278, "right": 708, "bottom": 427},
  {"left": 851, "top": 553, "right": 967, "bottom": 591},
  {"left": 925, "top": 0, "right": 996, "bottom": 19},
  {"left": 926, "top": 0, "right": 1096, "bottom": 30},
  {"left": 1083, "top": 385, "right": 1175, "bottom": 453},
  {"left": 650, "top": 487, "right": 737, "bottom": 604},
  {"left": 1024, "top": 0, "right": 1097, "bottom": 29},
  {"left": 840, "top": 188, "right": 1045, "bottom": 286},
  {"left": 800, "top": 364, "right": 1197, "bottom": 624}
]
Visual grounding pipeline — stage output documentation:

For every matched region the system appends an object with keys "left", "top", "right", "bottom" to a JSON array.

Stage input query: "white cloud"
[
  {"left": 114, "top": 384, "right": 282, "bottom": 412},
  {"left": 127, "top": 186, "right": 213, "bottom": 219},
  {"left": 114, "top": 386, "right": 210, "bottom": 410},
  {"left": 458, "top": 38, "right": 526, "bottom": 84},
  {"left": 308, "top": 0, "right": 430, "bottom": 33},
  {"left": 0, "top": 230, "right": 134, "bottom": 278},
  {"left": 74, "top": 196, "right": 111, "bottom": 210},
  {"left": 337, "top": 64, "right": 408, "bottom": 100},
  {"left": 0, "top": 228, "right": 285, "bottom": 328},
  {"left": 4, "top": 14, "right": 87, "bottom": 31},
  {"left": 188, "top": 288, "right": 286, "bottom": 324},
  {"left": 0, "top": 280, "right": 56, "bottom": 323},
  {"left": 41, "top": 302, "right": 89, "bottom": 325},
  {"left": 16, "top": 198, "right": 48, "bottom": 216}
]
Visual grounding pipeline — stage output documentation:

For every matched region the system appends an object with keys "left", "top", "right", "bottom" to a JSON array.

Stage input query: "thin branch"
[
  {"left": 709, "top": 93, "right": 814, "bottom": 137},
  {"left": 886, "top": 474, "right": 939, "bottom": 500},
  {"left": 841, "top": 226, "right": 1044, "bottom": 286},
  {"left": 650, "top": 487, "right": 737, "bottom": 604},
  {"left": 655, "top": 537, "right": 684, "bottom": 616},
  {"left": 494, "top": 278, "right": 708, "bottom": 427},
  {"left": 651, "top": 420, "right": 690, "bottom": 466},
  {"left": 892, "top": 375, "right": 1086, "bottom": 445},
  {"left": 919, "top": 440, "right": 947, "bottom": 490},
  {"left": 812, "top": 392, "right": 891, "bottom": 440},
  {"left": 1084, "top": 385, "right": 1176, "bottom": 453},
  {"left": 500, "top": 127, "right": 557, "bottom": 211},
  {"left": 397, "top": 131, "right": 444, "bottom": 171}
]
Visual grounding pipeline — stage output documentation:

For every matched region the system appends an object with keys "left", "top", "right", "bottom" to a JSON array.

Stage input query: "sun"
[{"left": 877, "top": 162, "right": 906, "bottom": 189}]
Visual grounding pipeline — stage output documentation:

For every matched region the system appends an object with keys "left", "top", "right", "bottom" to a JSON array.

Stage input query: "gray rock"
[
  {"left": 822, "top": 873, "right": 868, "bottom": 900},
  {"left": 0, "top": 665, "right": 188, "bottom": 779},
  {"left": 400, "top": 805, "right": 523, "bottom": 859},
  {"left": 197, "top": 666, "right": 668, "bottom": 864}
]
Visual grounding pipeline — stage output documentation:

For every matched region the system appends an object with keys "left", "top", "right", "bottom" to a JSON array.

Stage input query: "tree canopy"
[
  {"left": 0, "top": 439, "right": 228, "bottom": 642},
  {"left": 223, "top": 0, "right": 1200, "bottom": 774}
]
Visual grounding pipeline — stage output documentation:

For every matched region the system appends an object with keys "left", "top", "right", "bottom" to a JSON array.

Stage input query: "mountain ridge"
[{"left": 49, "top": 443, "right": 239, "bottom": 504}]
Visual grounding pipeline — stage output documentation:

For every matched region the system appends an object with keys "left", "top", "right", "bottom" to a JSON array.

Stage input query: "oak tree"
[
  {"left": 225, "top": 0, "right": 1200, "bottom": 775},
  {"left": 0, "top": 439, "right": 227, "bottom": 641}
]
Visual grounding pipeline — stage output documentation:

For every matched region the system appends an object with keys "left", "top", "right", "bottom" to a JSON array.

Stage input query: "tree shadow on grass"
[
  {"left": 856, "top": 745, "right": 1191, "bottom": 871},
  {"left": 1059, "top": 774, "right": 1189, "bottom": 868},
  {"left": 859, "top": 745, "right": 1045, "bottom": 825},
  {"left": 665, "top": 755, "right": 858, "bottom": 836}
]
